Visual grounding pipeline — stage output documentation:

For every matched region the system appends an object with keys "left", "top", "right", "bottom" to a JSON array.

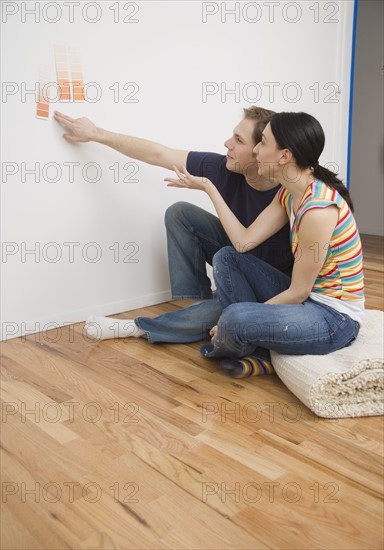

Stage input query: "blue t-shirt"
[{"left": 187, "top": 151, "right": 293, "bottom": 276}]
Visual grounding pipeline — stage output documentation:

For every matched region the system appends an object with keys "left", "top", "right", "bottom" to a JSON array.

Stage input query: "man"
[{"left": 54, "top": 107, "right": 293, "bottom": 343}]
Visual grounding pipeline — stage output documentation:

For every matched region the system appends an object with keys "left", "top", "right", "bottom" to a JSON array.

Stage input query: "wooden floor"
[{"left": 1, "top": 235, "right": 383, "bottom": 549}]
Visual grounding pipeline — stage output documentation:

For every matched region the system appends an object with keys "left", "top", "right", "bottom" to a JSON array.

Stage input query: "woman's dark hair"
[{"left": 269, "top": 112, "right": 354, "bottom": 211}]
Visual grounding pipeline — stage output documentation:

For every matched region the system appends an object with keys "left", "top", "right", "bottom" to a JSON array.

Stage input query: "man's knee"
[{"left": 164, "top": 201, "right": 198, "bottom": 228}]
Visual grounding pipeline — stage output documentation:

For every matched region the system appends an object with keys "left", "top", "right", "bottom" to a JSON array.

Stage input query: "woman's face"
[{"left": 253, "top": 122, "right": 282, "bottom": 182}]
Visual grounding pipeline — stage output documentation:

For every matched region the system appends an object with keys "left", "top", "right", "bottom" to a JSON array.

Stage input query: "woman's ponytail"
[{"left": 313, "top": 164, "right": 354, "bottom": 212}]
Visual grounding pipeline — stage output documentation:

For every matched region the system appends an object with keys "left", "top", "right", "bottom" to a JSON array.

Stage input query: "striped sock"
[{"left": 220, "top": 354, "right": 275, "bottom": 378}]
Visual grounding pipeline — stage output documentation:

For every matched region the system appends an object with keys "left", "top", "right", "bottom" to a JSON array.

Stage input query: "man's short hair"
[{"left": 243, "top": 106, "right": 276, "bottom": 145}]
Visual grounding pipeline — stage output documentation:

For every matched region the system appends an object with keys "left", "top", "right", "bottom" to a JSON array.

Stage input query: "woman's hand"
[
  {"left": 165, "top": 166, "right": 212, "bottom": 192},
  {"left": 209, "top": 325, "right": 218, "bottom": 343}
]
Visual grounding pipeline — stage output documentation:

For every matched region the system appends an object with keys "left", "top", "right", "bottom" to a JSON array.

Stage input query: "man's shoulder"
[
  {"left": 187, "top": 151, "right": 226, "bottom": 165},
  {"left": 187, "top": 151, "right": 236, "bottom": 186}
]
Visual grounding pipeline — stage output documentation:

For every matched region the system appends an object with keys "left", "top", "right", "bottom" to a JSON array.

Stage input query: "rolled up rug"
[{"left": 271, "top": 309, "right": 384, "bottom": 418}]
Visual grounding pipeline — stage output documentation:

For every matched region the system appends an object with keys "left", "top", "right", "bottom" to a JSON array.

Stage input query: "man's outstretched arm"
[{"left": 54, "top": 111, "right": 189, "bottom": 171}]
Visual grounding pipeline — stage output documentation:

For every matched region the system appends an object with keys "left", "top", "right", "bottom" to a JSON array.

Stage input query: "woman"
[{"left": 166, "top": 112, "right": 364, "bottom": 378}]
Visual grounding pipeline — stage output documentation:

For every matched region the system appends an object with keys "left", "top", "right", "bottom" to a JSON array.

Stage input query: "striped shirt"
[{"left": 278, "top": 180, "right": 365, "bottom": 321}]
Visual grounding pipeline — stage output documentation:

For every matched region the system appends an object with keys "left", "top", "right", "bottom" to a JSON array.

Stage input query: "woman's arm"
[
  {"left": 166, "top": 167, "right": 288, "bottom": 252},
  {"left": 267, "top": 206, "right": 339, "bottom": 304}
]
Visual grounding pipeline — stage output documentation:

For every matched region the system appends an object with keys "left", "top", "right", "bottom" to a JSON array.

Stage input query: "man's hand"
[
  {"left": 54, "top": 111, "right": 100, "bottom": 143},
  {"left": 165, "top": 166, "right": 212, "bottom": 192}
]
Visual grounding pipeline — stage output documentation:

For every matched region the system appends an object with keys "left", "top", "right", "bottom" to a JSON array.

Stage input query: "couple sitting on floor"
[{"left": 54, "top": 106, "right": 364, "bottom": 379}]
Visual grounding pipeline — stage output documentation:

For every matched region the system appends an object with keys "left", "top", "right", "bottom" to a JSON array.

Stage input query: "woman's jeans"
[{"left": 202, "top": 247, "right": 360, "bottom": 359}]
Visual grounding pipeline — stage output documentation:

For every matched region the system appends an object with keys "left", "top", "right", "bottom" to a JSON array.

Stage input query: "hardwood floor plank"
[
  {"left": 1, "top": 234, "right": 382, "bottom": 549},
  {"left": 0, "top": 504, "right": 41, "bottom": 550}
]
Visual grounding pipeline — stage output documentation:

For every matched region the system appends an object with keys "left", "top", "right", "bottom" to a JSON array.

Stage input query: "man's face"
[{"left": 224, "top": 117, "right": 257, "bottom": 175}]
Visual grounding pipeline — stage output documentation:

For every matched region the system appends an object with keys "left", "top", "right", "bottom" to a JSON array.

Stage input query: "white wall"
[
  {"left": 350, "top": 0, "right": 384, "bottom": 236},
  {"left": 1, "top": 0, "right": 356, "bottom": 339}
]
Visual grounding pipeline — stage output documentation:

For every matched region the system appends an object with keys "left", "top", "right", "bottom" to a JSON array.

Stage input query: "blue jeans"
[
  {"left": 134, "top": 202, "right": 229, "bottom": 343},
  {"left": 164, "top": 201, "right": 231, "bottom": 299},
  {"left": 135, "top": 296, "right": 222, "bottom": 344},
  {"left": 202, "top": 247, "right": 360, "bottom": 359},
  {"left": 135, "top": 202, "right": 230, "bottom": 344}
]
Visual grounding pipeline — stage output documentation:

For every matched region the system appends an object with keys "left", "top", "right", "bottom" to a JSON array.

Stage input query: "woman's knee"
[
  {"left": 218, "top": 303, "right": 247, "bottom": 331},
  {"left": 215, "top": 304, "right": 250, "bottom": 352},
  {"left": 212, "top": 246, "right": 237, "bottom": 269},
  {"left": 213, "top": 247, "right": 276, "bottom": 275}
]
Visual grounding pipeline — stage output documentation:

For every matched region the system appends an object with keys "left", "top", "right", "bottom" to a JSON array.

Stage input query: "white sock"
[{"left": 84, "top": 316, "right": 146, "bottom": 341}]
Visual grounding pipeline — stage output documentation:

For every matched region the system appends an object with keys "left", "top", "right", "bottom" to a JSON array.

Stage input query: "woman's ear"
[{"left": 278, "top": 148, "right": 293, "bottom": 165}]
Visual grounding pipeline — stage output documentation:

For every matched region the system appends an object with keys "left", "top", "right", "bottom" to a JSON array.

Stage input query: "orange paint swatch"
[
  {"left": 36, "top": 64, "right": 50, "bottom": 119},
  {"left": 69, "top": 47, "right": 85, "bottom": 101},
  {"left": 54, "top": 44, "right": 71, "bottom": 101}
]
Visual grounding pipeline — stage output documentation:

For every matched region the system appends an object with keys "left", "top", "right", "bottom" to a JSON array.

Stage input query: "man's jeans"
[
  {"left": 135, "top": 296, "right": 222, "bottom": 343},
  {"left": 201, "top": 247, "right": 360, "bottom": 359},
  {"left": 164, "top": 201, "right": 231, "bottom": 299},
  {"left": 135, "top": 202, "right": 229, "bottom": 343}
]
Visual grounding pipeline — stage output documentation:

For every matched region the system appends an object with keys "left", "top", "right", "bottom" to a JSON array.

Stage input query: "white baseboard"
[{"left": 0, "top": 290, "right": 172, "bottom": 341}]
